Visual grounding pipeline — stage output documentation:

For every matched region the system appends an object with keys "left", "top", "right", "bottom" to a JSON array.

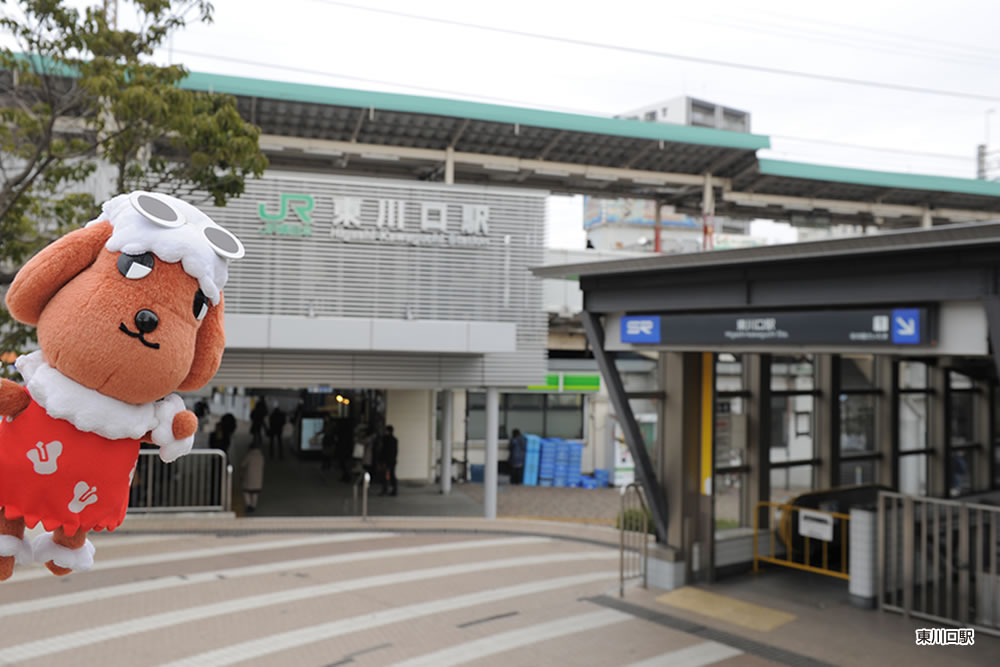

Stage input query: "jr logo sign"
[{"left": 258, "top": 193, "right": 315, "bottom": 236}]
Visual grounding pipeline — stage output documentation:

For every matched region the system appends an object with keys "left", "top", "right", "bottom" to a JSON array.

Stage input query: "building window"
[
  {"left": 836, "top": 355, "right": 881, "bottom": 487},
  {"left": 644, "top": 110, "right": 658, "bottom": 122},
  {"left": 466, "top": 392, "right": 585, "bottom": 440},
  {"left": 897, "top": 360, "right": 930, "bottom": 496},
  {"left": 769, "top": 355, "right": 818, "bottom": 504},
  {"left": 715, "top": 353, "right": 751, "bottom": 530},
  {"left": 947, "top": 370, "right": 980, "bottom": 497}
]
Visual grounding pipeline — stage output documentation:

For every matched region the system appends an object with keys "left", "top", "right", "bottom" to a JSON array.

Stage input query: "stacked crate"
[
  {"left": 538, "top": 438, "right": 557, "bottom": 487},
  {"left": 522, "top": 434, "right": 542, "bottom": 486}
]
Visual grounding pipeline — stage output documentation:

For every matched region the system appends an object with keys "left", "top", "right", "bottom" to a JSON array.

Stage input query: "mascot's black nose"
[{"left": 134, "top": 309, "right": 159, "bottom": 334}]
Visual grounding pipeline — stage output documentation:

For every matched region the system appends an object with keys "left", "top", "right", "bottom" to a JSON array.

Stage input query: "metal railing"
[
  {"left": 753, "top": 501, "right": 850, "bottom": 580},
  {"left": 619, "top": 482, "right": 649, "bottom": 597},
  {"left": 352, "top": 472, "right": 371, "bottom": 520},
  {"left": 878, "top": 491, "right": 1000, "bottom": 636},
  {"left": 128, "top": 449, "right": 232, "bottom": 513}
]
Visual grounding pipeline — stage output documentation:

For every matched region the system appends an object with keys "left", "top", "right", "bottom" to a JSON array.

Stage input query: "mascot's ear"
[
  {"left": 178, "top": 292, "right": 226, "bottom": 391},
  {"left": 6, "top": 222, "right": 114, "bottom": 326}
]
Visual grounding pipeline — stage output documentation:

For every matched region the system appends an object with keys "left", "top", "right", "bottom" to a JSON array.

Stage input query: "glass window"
[
  {"left": 899, "top": 394, "right": 928, "bottom": 451},
  {"left": 899, "top": 361, "right": 928, "bottom": 389},
  {"left": 714, "top": 472, "right": 749, "bottom": 531},
  {"left": 506, "top": 393, "right": 545, "bottom": 438},
  {"left": 840, "top": 459, "right": 877, "bottom": 486},
  {"left": 841, "top": 355, "right": 876, "bottom": 390},
  {"left": 770, "top": 465, "right": 815, "bottom": 504},
  {"left": 840, "top": 394, "right": 876, "bottom": 453},
  {"left": 771, "top": 355, "right": 815, "bottom": 391},
  {"left": 950, "top": 371, "right": 974, "bottom": 390},
  {"left": 899, "top": 454, "right": 928, "bottom": 496},
  {"left": 949, "top": 391, "right": 976, "bottom": 446},
  {"left": 950, "top": 450, "right": 975, "bottom": 497},
  {"left": 716, "top": 353, "right": 743, "bottom": 391},
  {"left": 770, "top": 395, "right": 814, "bottom": 459},
  {"left": 547, "top": 394, "right": 584, "bottom": 439},
  {"left": 716, "top": 397, "right": 747, "bottom": 469},
  {"left": 467, "top": 391, "right": 486, "bottom": 440}
]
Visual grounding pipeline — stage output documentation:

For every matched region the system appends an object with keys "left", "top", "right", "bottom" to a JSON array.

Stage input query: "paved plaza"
[{"left": 2, "top": 524, "right": 996, "bottom": 666}]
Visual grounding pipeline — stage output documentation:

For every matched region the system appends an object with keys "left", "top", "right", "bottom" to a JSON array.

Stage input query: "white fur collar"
[{"left": 16, "top": 351, "right": 156, "bottom": 440}]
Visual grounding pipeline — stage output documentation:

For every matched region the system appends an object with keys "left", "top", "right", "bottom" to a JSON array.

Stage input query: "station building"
[{"left": 166, "top": 70, "right": 1000, "bottom": 525}]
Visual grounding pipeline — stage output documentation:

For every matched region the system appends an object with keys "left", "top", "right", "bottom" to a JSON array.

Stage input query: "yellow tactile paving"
[{"left": 656, "top": 587, "right": 796, "bottom": 632}]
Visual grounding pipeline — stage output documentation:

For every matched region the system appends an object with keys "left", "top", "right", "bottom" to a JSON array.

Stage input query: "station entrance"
[{"left": 535, "top": 222, "right": 1000, "bottom": 632}]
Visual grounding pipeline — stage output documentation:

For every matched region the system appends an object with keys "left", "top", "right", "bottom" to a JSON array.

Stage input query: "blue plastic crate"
[{"left": 470, "top": 464, "right": 484, "bottom": 483}]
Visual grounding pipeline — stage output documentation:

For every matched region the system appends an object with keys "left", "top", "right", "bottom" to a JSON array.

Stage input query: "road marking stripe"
[
  {"left": 0, "top": 536, "right": 551, "bottom": 618},
  {"left": 622, "top": 641, "right": 744, "bottom": 667},
  {"left": 13, "top": 531, "right": 396, "bottom": 581},
  {"left": 87, "top": 535, "right": 187, "bottom": 548},
  {"left": 392, "top": 609, "right": 631, "bottom": 667},
  {"left": 0, "top": 552, "right": 616, "bottom": 663},
  {"left": 161, "top": 571, "right": 618, "bottom": 667}
]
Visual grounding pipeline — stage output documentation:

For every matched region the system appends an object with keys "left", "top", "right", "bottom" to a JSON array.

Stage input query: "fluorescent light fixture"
[
  {"left": 481, "top": 163, "right": 520, "bottom": 172},
  {"left": 303, "top": 148, "right": 344, "bottom": 157},
  {"left": 535, "top": 169, "right": 571, "bottom": 177},
  {"left": 360, "top": 152, "right": 401, "bottom": 161},
  {"left": 631, "top": 176, "right": 666, "bottom": 185},
  {"left": 731, "top": 199, "right": 769, "bottom": 208},
  {"left": 259, "top": 144, "right": 285, "bottom": 152}
]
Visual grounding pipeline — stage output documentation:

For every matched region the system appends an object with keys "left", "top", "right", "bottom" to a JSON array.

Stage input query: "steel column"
[
  {"left": 484, "top": 387, "right": 499, "bottom": 520},
  {"left": 441, "top": 389, "right": 453, "bottom": 495},
  {"left": 581, "top": 311, "right": 669, "bottom": 542}
]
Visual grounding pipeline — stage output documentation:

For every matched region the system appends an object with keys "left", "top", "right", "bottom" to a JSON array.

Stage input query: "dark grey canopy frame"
[{"left": 539, "top": 222, "right": 1000, "bottom": 546}]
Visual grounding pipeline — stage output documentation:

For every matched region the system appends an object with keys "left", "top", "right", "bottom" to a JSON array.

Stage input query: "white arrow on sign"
[{"left": 895, "top": 316, "right": 916, "bottom": 336}]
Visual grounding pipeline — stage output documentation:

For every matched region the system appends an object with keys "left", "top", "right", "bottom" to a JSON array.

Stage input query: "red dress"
[{"left": 0, "top": 393, "right": 140, "bottom": 535}]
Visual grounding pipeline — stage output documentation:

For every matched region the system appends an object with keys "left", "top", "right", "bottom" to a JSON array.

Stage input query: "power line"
[
  {"left": 768, "top": 134, "right": 973, "bottom": 161},
  {"left": 310, "top": 0, "right": 1000, "bottom": 103},
  {"left": 171, "top": 49, "right": 594, "bottom": 113}
]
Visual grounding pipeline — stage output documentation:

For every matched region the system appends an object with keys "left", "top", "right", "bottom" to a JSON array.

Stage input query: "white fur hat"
[{"left": 87, "top": 192, "right": 244, "bottom": 305}]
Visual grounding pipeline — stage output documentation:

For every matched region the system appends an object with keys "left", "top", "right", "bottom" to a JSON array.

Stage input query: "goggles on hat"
[{"left": 128, "top": 191, "right": 245, "bottom": 260}]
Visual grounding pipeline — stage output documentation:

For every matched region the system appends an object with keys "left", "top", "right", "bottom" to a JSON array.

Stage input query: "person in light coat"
[{"left": 241, "top": 441, "right": 265, "bottom": 513}]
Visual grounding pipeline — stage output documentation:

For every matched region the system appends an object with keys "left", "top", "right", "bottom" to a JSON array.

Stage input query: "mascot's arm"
[{"left": 0, "top": 380, "right": 29, "bottom": 418}]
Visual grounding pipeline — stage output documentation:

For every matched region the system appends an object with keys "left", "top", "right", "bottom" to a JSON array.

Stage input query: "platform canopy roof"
[{"left": 179, "top": 71, "right": 1000, "bottom": 227}]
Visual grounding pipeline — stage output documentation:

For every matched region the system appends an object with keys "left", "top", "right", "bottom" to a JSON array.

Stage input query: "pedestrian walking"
[
  {"left": 241, "top": 441, "right": 265, "bottom": 513},
  {"left": 379, "top": 425, "right": 398, "bottom": 496},
  {"left": 250, "top": 398, "right": 268, "bottom": 447},
  {"left": 269, "top": 406, "right": 287, "bottom": 460},
  {"left": 508, "top": 428, "right": 526, "bottom": 485}
]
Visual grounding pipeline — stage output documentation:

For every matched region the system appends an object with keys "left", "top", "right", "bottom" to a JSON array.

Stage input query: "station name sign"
[
  {"left": 256, "top": 192, "right": 491, "bottom": 248},
  {"left": 620, "top": 308, "right": 933, "bottom": 346}
]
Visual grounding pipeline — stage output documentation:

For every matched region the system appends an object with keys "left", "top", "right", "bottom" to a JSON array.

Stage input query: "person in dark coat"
[
  {"left": 268, "top": 406, "right": 286, "bottom": 460},
  {"left": 379, "top": 425, "right": 398, "bottom": 496},
  {"left": 250, "top": 399, "right": 268, "bottom": 447},
  {"left": 508, "top": 428, "right": 526, "bottom": 485}
]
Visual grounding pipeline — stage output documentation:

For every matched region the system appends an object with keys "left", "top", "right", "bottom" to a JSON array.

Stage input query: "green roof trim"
[
  {"left": 758, "top": 158, "right": 1000, "bottom": 198},
  {"left": 181, "top": 70, "right": 770, "bottom": 152}
]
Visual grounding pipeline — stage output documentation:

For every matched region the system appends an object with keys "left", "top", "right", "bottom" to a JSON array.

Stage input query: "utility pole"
[{"left": 977, "top": 144, "right": 987, "bottom": 180}]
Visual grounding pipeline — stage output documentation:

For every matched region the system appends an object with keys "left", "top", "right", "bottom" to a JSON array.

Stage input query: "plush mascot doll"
[{"left": 0, "top": 192, "right": 244, "bottom": 580}]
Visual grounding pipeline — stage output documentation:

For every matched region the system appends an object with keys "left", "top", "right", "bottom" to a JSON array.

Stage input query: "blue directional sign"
[
  {"left": 621, "top": 315, "right": 661, "bottom": 343},
  {"left": 891, "top": 308, "right": 921, "bottom": 344}
]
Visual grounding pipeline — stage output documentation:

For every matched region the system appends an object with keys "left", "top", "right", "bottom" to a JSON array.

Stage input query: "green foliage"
[
  {"left": 0, "top": 0, "right": 268, "bottom": 372},
  {"left": 616, "top": 507, "right": 655, "bottom": 535}
]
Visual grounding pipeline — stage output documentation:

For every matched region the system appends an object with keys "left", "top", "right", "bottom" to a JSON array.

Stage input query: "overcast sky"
[{"left": 19, "top": 0, "right": 1000, "bottom": 247}]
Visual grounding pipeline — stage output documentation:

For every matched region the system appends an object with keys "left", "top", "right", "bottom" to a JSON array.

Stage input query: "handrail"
[
  {"left": 128, "top": 449, "right": 230, "bottom": 513},
  {"left": 353, "top": 471, "right": 371, "bottom": 520},
  {"left": 619, "top": 482, "right": 649, "bottom": 597}
]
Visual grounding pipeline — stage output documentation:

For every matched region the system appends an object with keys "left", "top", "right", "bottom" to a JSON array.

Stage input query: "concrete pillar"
[
  {"left": 441, "top": 389, "right": 453, "bottom": 495},
  {"left": 485, "top": 387, "right": 499, "bottom": 519},
  {"left": 445, "top": 147, "right": 455, "bottom": 185}
]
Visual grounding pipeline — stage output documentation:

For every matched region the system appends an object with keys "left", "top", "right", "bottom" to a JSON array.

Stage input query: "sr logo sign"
[{"left": 621, "top": 316, "right": 661, "bottom": 343}]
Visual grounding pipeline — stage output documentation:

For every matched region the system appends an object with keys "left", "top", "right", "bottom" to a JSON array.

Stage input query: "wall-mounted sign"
[
  {"left": 798, "top": 509, "right": 834, "bottom": 542},
  {"left": 620, "top": 308, "right": 934, "bottom": 347},
  {"left": 257, "top": 191, "right": 491, "bottom": 247}
]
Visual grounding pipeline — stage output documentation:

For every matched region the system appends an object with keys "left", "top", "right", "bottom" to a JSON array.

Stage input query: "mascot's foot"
[
  {"left": 31, "top": 532, "right": 95, "bottom": 576},
  {"left": 0, "top": 535, "right": 33, "bottom": 581}
]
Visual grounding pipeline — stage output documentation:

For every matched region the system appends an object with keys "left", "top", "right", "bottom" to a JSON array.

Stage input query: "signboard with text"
[{"left": 620, "top": 308, "right": 934, "bottom": 347}]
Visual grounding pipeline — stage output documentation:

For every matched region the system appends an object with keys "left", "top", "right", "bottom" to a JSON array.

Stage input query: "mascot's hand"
[
  {"left": 172, "top": 410, "right": 198, "bottom": 440},
  {"left": 0, "top": 379, "right": 29, "bottom": 419}
]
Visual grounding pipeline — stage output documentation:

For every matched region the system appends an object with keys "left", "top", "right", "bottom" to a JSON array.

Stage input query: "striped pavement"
[{"left": 0, "top": 531, "right": 776, "bottom": 667}]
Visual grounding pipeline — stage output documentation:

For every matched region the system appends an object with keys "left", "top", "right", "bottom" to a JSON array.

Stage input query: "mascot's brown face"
[{"left": 6, "top": 221, "right": 226, "bottom": 405}]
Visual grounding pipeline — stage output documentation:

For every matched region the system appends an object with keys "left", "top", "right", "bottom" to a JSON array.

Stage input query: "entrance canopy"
[{"left": 534, "top": 221, "right": 1000, "bottom": 365}]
